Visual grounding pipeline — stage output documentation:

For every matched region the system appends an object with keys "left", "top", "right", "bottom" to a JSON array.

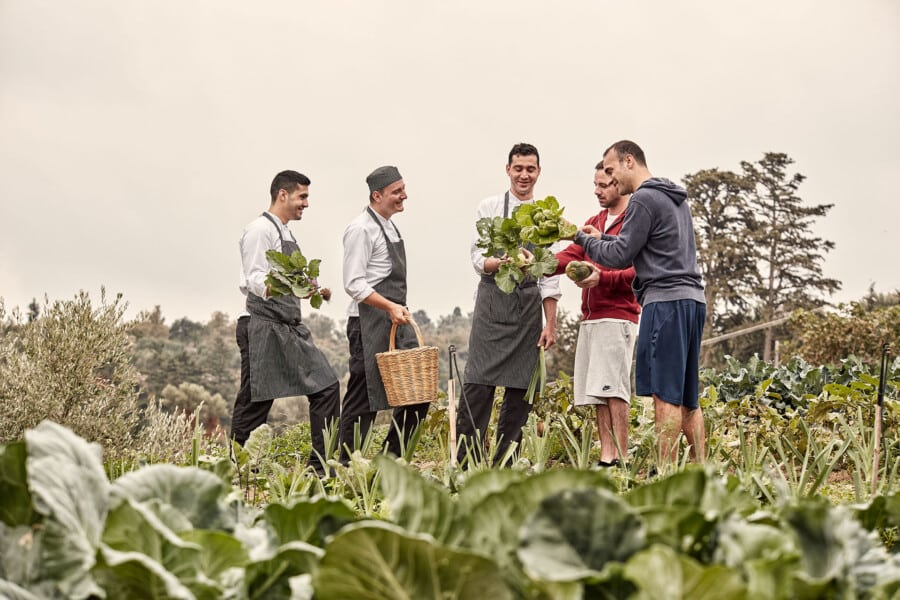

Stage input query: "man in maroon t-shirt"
[{"left": 554, "top": 163, "right": 640, "bottom": 467}]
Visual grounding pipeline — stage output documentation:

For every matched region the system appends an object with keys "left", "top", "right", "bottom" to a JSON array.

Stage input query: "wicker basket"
[{"left": 376, "top": 317, "right": 438, "bottom": 407}]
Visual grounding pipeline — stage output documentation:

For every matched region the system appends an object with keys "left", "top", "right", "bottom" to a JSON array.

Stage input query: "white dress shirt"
[
  {"left": 342, "top": 208, "right": 401, "bottom": 318},
  {"left": 469, "top": 191, "right": 563, "bottom": 301},
  {"left": 239, "top": 211, "right": 297, "bottom": 300}
]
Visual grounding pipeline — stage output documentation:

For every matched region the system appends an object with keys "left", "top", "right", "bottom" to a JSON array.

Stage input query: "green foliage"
[
  {"left": 7, "top": 289, "right": 900, "bottom": 597},
  {"left": 475, "top": 214, "right": 520, "bottom": 259},
  {"left": 160, "top": 382, "right": 230, "bottom": 433},
  {"left": 475, "top": 196, "right": 573, "bottom": 294},
  {"left": 684, "top": 167, "right": 759, "bottom": 340},
  {"left": 741, "top": 152, "right": 841, "bottom": 360},
  {"left": 518, "top": 487, "right": 646, "bottom": 581},
  {"left": 0, "top": 291, "right": 145, "bottom": 462},
  {"left": 514, "top": 195, "right": 578, "bottom": 245},
  {"left": 493, "top": 246, "right": 556, "bottom": 294},
  {"left": 703, "top": 353, "right": 899, "bottom": 505},
  {"left": 523, "top": 346, "right": 547, "bottom": 404},
  {"left": 701, "top": 353, "right": 899, "bottom": 412},
  {"left": 785, "top": 303, "right": 900, "bottom": 366},
  {"left": 685, "top": 154, "right": 841, "bottom": 361},
  {"left": 0, "top": 443, "right": 38, "bottom": 528},
  {"left": 264, "top": 248, "right": 325, "bottom": 308},
  {"left": 314, "top": 521, "right": 512, "bottom": 600},
  {"left": 5, "top": 420, "right": 900, "bottom": 598}
]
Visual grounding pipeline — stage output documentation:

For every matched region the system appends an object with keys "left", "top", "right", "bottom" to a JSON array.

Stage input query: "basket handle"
[{"left": 388, "top": 315, "right": 424, "bottom": 351}]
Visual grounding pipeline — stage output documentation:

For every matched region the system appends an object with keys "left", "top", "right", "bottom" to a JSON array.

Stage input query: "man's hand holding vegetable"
[
  {"left": 482, "top": 255, "right": 511, "bottom": 274},
  {"left": 573, "top": 264, "right": 601, "bottom": 289},
  {"left": 537, "top": 310, "right": 557, "bottom": 350}
]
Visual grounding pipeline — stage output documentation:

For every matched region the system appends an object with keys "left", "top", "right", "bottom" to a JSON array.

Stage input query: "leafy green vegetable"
[
  {"left": 493, "top": 247, "right": 560, "bottom": 295},
  {"left": 475, "top": 216, "right": 521, "bottom": 261},
  {"left": 518, "top": 487, "right": 646, "bottom": 581},
  {"left": 524, "top": 346, "right": 547, "bottom": 404},
  {"left": 514, "top": 196, "right": 578, "bottom": 246},
  {"left": 265, "top": 249, "right": 328, "bottom": 309},
  {"left": 475, "top": 196, "right": 576, "bottom": 294}
]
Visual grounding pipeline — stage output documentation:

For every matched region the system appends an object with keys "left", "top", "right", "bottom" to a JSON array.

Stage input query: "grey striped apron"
[
  {"left": 246, "top": 212, "right": 339, "bottom": 402},
  {"left": 358, "top": 207, "right": 419, "bottom": 411},
  {"left": 464, "top": 192, "right": 542, "bottom": 389}
]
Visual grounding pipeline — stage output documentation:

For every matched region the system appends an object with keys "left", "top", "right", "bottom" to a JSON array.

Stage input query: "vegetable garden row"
[{"left": 1, "top": 354, "right": 898, "bottom": 599}]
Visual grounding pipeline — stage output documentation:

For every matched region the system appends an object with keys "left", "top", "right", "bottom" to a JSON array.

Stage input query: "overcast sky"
[{"left": 2, "top": 1, "right": 898, "bottom": 329}]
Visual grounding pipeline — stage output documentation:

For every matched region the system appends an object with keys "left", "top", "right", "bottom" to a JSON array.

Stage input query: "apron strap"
[
  {"left": 261, "top": 212, "right": 285, "bottom": 244},
  {"left": 366, "top": 206, "right": 402, "bottom": 241},
  {"left": 261, "top": 211, "right": 300, "bottom": 251}
]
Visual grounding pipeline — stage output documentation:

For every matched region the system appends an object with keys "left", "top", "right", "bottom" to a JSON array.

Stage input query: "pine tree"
[
  {"left": 683, "top": 168, "right": 759, "bottom": 339},
  {"left": 741, "top": 153, "right": 840, "bottom": 361}
]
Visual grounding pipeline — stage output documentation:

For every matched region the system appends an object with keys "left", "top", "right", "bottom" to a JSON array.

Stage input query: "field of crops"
[{"left": 1, "top": 355, "right": 898, "bottom": 599}]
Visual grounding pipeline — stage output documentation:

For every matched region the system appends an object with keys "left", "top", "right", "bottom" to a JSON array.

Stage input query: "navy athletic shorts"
[{"left": 635, "top": 299, "right": 706, "bottom": 409}]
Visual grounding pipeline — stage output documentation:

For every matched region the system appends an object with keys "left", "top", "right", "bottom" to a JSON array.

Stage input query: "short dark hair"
[
  {"left": 270, "top": 170, "right": 311, "bottom": 202},
  {"left": 602, "top": 140, "right": 647, "bottom": 167},
  {"left": 508, "top": 142, "right": 540, "bottom": 167}
]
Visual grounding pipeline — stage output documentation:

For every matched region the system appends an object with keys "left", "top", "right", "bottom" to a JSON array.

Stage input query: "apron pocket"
[{"left": 487, "top": 289, "right": 522, "bottom": 326}]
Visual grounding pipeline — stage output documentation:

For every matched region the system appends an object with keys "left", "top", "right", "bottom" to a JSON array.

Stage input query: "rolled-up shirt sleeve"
[
  {"left": 470, "top": 237, "right": 487, "bottom": 275},
  {"left": 342, "top": 224, "right": 375, "bottom": 303},
  {"left": 240, "top": 223, "right": 276, "bottom": 299},
  {"left": 469, "top": 198, "right": 497, "bottom": 275}
]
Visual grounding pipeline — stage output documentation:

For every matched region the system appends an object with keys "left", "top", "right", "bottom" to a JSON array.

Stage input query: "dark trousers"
[
  {"left": 455, "top": 382, "right": 532, "bottom": 467},
  {"left": 230, "top": 315, "right": 340, "bottom": 472},
  {"left": 339, "top": 317, "right": 430, "bottom": 463}
]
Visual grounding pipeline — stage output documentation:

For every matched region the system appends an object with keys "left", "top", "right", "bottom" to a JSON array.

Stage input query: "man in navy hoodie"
[{"left": 567, "top": 140, "right": 706, "bottom": 467}]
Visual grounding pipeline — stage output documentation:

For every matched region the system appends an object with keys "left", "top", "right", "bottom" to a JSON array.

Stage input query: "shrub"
[
  {"left": 785, "top": 303, "right": 900, "bottom": 366},
  {"left": 0, "top": 291, "right": 143, "bottom": 456},
  {"left": 0, "top": 290, "right": 200, "bottom": 464}
]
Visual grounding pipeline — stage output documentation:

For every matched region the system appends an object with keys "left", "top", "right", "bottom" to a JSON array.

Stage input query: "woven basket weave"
[{"left": 375, "top": 317, "right": 438, "bottom": 407}]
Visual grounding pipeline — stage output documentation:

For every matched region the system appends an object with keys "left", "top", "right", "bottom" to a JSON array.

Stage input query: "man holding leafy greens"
[
  {"left": 457, "top": 143, "right": 563, "bottom": 467},
  {"left": 339, "top": 166, "right": 431, "bottom": 464},
  {"left": 232, "top": 170, "right": 341, "bottom": 476}
]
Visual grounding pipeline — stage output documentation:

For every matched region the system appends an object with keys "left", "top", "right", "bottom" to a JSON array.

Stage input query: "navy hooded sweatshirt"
[{"left": 574, "top": 177, "right": 705, "bottom": 307}]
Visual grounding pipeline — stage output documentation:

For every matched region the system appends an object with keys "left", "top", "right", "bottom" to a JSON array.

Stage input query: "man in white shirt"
[
  {"left": 232, "top": 170, "right": 340, "bottom": 476},
  {"left": 457, "top": 143, "right": 561, "bottom": 466},
  {"left": 339, "top": 166, "right": 430, "bottom": 463}
]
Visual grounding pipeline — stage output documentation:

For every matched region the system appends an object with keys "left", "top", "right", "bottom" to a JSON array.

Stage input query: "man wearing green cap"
[{"left": 339, "top": 166, "right": 431, "bottom": 463}]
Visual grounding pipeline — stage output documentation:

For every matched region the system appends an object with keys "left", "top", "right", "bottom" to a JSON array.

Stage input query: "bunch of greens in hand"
[
  {"left": 515, "top": 195, "right": 578, "bottom": 245},
  {"left": 265, "top": 249, "right": 330, "bottom": 309},
  {"left": 475, "top": 195, "right": 576, "bottom": 294}
]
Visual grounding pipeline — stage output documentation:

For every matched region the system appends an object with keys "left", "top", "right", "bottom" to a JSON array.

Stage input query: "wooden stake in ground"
[
  {"left": 448, "top": 345, "right": 458, "bottom": 467},
  {"left": 871, "top": 343, "right": 891, "bottom": 495}
]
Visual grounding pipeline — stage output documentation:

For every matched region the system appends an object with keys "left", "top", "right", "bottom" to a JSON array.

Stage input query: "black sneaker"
[{"left": 597, "top": 459, "right": 620, "bottom": 468}]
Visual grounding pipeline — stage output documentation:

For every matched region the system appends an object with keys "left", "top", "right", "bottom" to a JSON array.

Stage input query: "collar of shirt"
[
  {"left": 264, "top": 210, "right": 297, "bottom": 243},
  {"left": 368, "top": 208, "right": 400, "bottom": 242},
  {"left": 507, "top": 190, "right": 534, "bottom": 206}
]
